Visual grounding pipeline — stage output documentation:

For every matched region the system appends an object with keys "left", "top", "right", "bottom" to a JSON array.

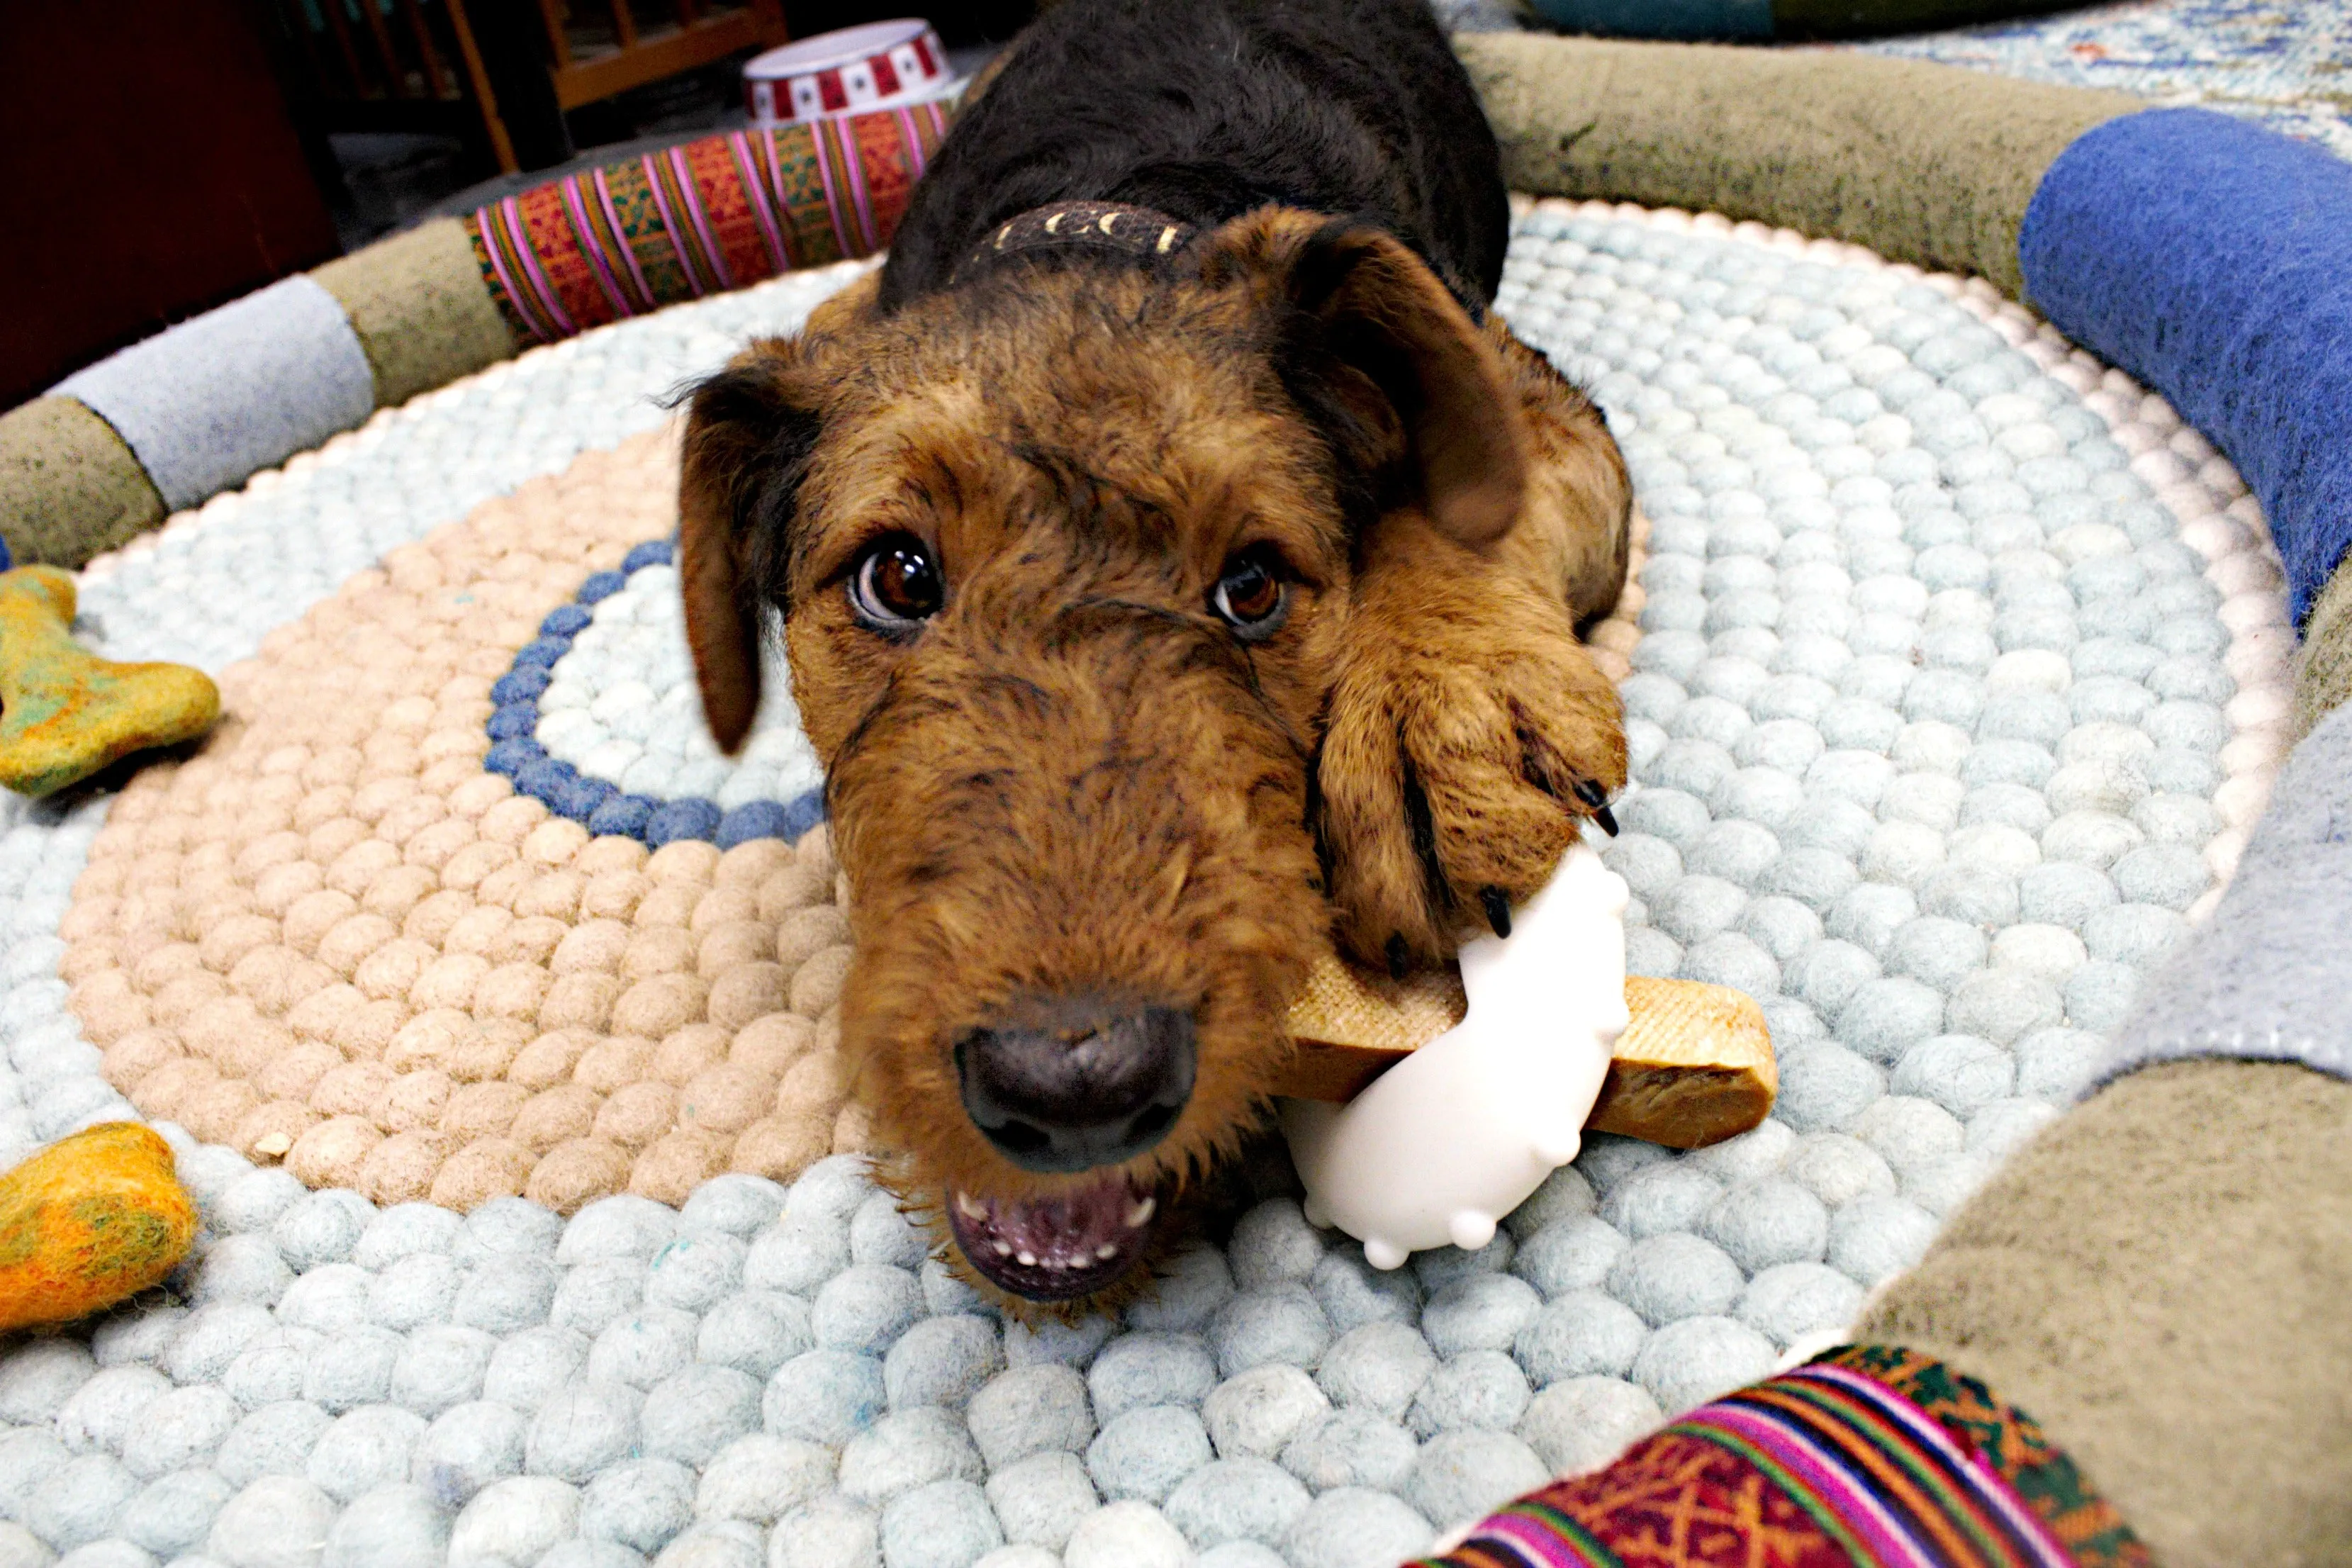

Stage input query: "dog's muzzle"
[{"left": 954, "top": 1002, "right": 1196, "bottom": 1175}]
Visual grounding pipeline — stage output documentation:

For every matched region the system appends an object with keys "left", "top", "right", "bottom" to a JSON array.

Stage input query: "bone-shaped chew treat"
[
  {"left": 1278, "top": 948, "right": 1776, "bottom": 1148},
  {"left": 1279, "top": 845, "right": 1777, "bottom": 1269}
]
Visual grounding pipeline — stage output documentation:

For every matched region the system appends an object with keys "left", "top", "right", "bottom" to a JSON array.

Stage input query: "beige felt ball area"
[{"left": 58, "top": 427, "right": 873, "bottom": 1215}]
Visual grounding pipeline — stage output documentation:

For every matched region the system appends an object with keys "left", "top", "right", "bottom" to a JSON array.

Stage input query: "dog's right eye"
[
  {"left": 849, "top": 534, "right": 944, "bottom": 631},
  {"left": 1211, "top": 549, "right": 1289, "bottom": 640}
]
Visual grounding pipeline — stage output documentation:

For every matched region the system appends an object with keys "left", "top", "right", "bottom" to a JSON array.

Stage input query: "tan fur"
[{"left": 679, "top": 208, "right": 1631, "bottom": 1309}]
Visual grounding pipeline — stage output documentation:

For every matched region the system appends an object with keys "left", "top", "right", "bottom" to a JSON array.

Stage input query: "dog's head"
[{"left": 677, "top": 209, "right": 1575, "bottom": 1306}]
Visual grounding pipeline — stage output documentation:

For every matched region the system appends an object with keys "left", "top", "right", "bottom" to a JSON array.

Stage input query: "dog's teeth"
[
  {"left": 993, "top": 1241, "right": 1013, "bottom": 1257},
  {"left": 1017, "top": 1250, "right": 1038, "bottom": 1267},
  {"left": 956, "top": 1191, "right": 987, "bottom": 1221},
  {"left": 1125, "top": 1195, "right": 1155, "bottom": 1228},
  {"left": 1095, "top": 1243, "right": 1119, "bottom": 1260}
]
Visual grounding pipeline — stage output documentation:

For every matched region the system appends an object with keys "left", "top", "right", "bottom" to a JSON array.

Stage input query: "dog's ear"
[
  {"left": 678, "top": 340, "right": 824, "bottom": 754},
  {"left": 1196, "top": 210, "right": 1527, "bottom": 547}
]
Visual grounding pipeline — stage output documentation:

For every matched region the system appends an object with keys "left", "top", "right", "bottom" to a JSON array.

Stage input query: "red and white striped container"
[{"left": 743, "top": 19, "right": 953, "bottom": 127}]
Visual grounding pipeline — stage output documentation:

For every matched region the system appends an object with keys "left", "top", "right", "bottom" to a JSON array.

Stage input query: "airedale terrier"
[{"left": 678, "top": 0, "right": 1632, "bottom": 1309}]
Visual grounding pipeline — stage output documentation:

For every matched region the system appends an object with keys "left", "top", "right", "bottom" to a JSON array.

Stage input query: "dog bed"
[
  {"left": 0, "top": 181, "right": 2297, "bottom": 1565},
  {"left": 0, "top": 11, "right": 2338, "bottom": 1568}
]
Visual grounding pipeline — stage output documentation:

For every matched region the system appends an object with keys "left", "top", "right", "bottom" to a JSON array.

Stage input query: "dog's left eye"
[
  {"left": 1211, "top": 551, "right": 1287, "bottom": 639},
  {"left": 849, "top": 534, "right": 944, "bottom": 630}
]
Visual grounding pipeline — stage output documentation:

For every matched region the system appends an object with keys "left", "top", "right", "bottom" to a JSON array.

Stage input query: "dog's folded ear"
[
  {"left": 677, "top": 340, "right": 824, "bottom": 754},
  {"left": 1195, "top": 209, "right": 1528, "bottom": 547}
]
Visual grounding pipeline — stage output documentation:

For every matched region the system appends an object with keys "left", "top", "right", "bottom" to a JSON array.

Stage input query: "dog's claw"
[
  {"left": 1385, "top": 933, "right": 1410, "bottom": 980},
  {"left": 1572, "top": 779, "right": 1620, "bottom": 837},
  {"left": 1479, "top": 886, "right": 1511, "bottom": 940}
]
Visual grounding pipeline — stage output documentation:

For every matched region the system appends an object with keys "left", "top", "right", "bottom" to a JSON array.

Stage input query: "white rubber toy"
[{"left": 1284, "top": 841, "right": 1630, "bottom": 1270}]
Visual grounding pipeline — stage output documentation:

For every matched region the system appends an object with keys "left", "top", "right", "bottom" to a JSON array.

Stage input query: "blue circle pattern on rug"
[{"left": 482, "top": 538, "right": 827, "bottom": 849}]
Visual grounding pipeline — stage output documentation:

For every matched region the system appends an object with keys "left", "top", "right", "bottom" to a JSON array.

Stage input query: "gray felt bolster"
[
  {"left": 52, "top": 274, "right": 377, "bottom": 514},
  {"left": 2098, "top": 700, "right": 2352, "bottom": 1090}
]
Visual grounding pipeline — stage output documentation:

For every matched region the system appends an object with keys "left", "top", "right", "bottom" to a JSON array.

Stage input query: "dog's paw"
[{"left": 1317, "top": 578, "right": 1625, "bottom": 972}]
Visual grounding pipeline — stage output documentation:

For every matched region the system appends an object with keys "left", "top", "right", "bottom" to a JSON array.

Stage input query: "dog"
[{"left": 676, "top": 0, "right": 1633, "bottom": 1311}]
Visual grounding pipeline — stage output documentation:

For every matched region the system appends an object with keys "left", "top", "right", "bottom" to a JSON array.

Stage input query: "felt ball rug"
[{"left": 0, "top": 200, "right": 2293, "bottom": 1568}]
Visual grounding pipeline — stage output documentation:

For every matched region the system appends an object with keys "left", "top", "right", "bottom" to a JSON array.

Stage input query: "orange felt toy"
[{"left": 0, "top": 1122, "right": 198, "bottom": 1331}]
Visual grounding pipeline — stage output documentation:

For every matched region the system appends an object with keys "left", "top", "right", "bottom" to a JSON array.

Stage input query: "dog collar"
[{"left": 956, "top": 201, "right": 1197, "bottom": 283}]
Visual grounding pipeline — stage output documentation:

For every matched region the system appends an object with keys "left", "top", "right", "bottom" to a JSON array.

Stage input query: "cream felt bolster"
[{"left": 1284, "top": 843, "right": 1631, "bottom": 1270}]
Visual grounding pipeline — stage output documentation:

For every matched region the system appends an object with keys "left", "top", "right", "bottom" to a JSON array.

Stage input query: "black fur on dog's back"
[{"left": 874, "top": 0, "right": 1508, "bottom": 315}]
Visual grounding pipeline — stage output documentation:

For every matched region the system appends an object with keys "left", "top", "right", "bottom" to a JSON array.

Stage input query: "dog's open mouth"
[{"left": 946, "top": 1175, "right": 1162, "bottom": 1300}]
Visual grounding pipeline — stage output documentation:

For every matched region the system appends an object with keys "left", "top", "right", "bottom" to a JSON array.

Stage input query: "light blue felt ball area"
[
  {"left": 0, "top": 205, "right": 2282, "bottom": 1568},
  {"left": 531, "top": 558, "right": 825, "bottom": 817},
  {"left": 483, "top": 542, "right": 831, "bottom": 849}
]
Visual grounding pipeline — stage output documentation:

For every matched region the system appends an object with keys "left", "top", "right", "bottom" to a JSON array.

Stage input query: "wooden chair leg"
[{"left": 443, "top": 0, "right": 520, "bottom": 174}]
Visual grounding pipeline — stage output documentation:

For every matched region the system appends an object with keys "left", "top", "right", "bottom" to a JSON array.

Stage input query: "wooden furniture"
[
  {"left": 274, "top": 0, "right": 519, "bottom": 172},
  {"left": 269, "top": 0, "right": 790, "bottom": 179},
  {"left": 534, "top": 0, "right": 790, "bottom": 113}
]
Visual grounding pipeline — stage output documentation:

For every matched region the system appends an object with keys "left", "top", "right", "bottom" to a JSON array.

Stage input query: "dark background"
[{"left": 0, "top": 0, "right": 1035, "bottom": 410}]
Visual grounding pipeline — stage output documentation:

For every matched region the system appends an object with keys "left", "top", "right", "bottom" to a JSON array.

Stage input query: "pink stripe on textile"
[
  {"left": 743, "top": 129, "right": 799, "bottom": 272},
  {"left": 669, "top": 145, "right": 737, "bottom": 290},
  {"left": 894, "top": 105, "right": 930, "bottom": 181},
  {"left": 593, "top": 167, "right": 657, "bottom": 305},
  {"left": 1474, "top": 1511, "right": 1609, "bottom": 1567},
  {"left": 808, "top": 118, "right": 858, "bottom": 259},
  {"left": 724, "top": 133, "right": 788, "bottom": 275},
  {"left": 920, "top": 100, "right": 949, "bottom": 164},
  {"left": 475, "top": 202, "right": 554, "bottom": 342},
  {"left": 639, "top": 152, "right": 710, "bottom": 296},
  {"left": 1698, "top": 1404, "right": 1942, "bottom": 1568},
  {"left": 1791, "top": 1367, "right": 2080, "bottom": 1567},
  {"left": 500, "top": 198, "right": 576, "bottom": 339},
  {"left": 558, "top": 177, "right": 635, "bottom": 318},
  {"left": 834, "top": 116, "right": 880, "bottom": 252}
]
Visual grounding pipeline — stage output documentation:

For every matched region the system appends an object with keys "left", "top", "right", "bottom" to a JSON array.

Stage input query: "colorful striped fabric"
[
  {"left": 466, "top": 103, "right": 951, "bottom": 345},
  {"left": 1420, "top": 1346, "right": 2148, "bottom": 1568}
]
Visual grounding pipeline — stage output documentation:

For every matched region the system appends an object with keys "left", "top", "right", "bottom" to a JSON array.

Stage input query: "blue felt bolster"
[
  {"left": 52, "top": 276, "right": 376, "bottom": 515},
  {"left": 2021, "top": 108, "right": 2352, "bottom": 627},
  {"left": 1525, "top": 0, "right": 1771, "bottom": 37}
]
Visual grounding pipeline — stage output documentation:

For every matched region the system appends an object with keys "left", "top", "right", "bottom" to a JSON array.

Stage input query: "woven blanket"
[{"left": 468, "top": 106, "right": 950, "bottom": 346}]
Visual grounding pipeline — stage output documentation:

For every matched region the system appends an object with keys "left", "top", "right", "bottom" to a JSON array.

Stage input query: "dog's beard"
[{"left": 943, "top": 1173, "right": 1166, "bottom": 1301}]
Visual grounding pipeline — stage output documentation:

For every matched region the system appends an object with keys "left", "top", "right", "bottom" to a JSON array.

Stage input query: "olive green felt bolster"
[
  {"left": 0, "top": 398, "right": 167, "bottom": 570},
  {"left": 310, "top": 218, "right": 518, "bottom": 411},
  {"left": 1856, "top": 1060, "right": 2352, "bottom": 1568},
  {"left": 1455, "top": 32, "right": 2141, "bottom": 301},
  {"left": 2294, "top": 555, "right": 2352, "bottom": 740}
]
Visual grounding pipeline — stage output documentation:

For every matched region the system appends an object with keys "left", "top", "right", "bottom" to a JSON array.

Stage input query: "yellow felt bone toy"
[
  {"left": 0, "top": 565, "right": 220, "bottom": 797},
  {"left": 0, "top": 1122, "right": 199, "bottom": 1331}
]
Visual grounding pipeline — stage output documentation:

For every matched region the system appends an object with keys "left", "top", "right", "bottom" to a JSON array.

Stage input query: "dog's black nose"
[{"left": 956, "top": 1004, "right": 1197, "bottom": 1174}]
